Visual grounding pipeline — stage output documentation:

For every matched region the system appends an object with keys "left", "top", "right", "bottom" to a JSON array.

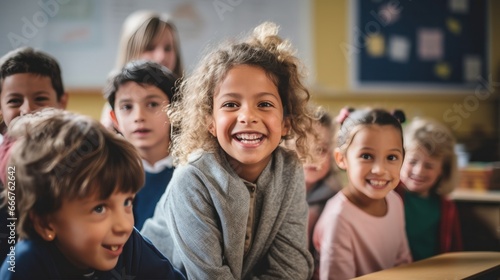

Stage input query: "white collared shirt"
[{"left": 142, "top": 155, "right": 174, "bottom": 174}]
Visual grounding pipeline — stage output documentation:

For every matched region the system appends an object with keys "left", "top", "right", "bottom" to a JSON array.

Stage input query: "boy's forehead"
[
  {"left": 66, "top": 187, "right": 135, "bottom": 203},
  {"left": 1, "top": 73, "right": 56, "bottom": 97},
  {"left": 115, "top": 81, "right": 169, "bottom": 100}
]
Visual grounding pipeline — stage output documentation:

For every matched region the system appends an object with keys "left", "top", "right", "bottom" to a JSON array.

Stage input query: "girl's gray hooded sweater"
[{"left": 141, "top": 146, "right": 313, "bottom": 279}]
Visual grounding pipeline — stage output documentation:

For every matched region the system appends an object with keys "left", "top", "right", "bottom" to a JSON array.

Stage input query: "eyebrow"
[
  {"left": 360, "top": 147, "right": 403, "bottom": 154},
  {"left": 216, "top": 92, "right": 279, "bottom": 100},
  {"left": 389, "top": 148, "right": 404, "bottom": 154},
  {"left": 5, "top": 91, "right": 52, "bottom": 96},
  {"left": 117, "top": 94, "right": 165, "bottom": 103}
]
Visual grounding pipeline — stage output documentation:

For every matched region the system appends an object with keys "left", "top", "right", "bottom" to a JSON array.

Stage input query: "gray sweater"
[{"left": 141, "top": 147, "right": 313, "bottom": 279}]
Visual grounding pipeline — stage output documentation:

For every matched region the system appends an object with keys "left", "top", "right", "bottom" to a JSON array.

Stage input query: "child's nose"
[
  {"left": 19, "top": 101, "right": 35, "bottom": 115},
  {"left": 112, "top": 211, "right": 134, "bottom": 235},
  {"left": 153, "top": 48, "right": 166, "bottom": 64},
  {"left": 133, "top": 107, "right": 145, "bottom": 123},
  {"left": 238, "top": 107, "right": 258, "bottom": 124},
  {"left": 371, "top": 160, "right": 386, "bottom": 174},
  {"left": 413, "top": 162, "right": 424, "bottom": 174}
]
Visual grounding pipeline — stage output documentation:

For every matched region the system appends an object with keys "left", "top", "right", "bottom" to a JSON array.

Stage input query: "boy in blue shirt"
[
  {"left": 104, "top": 60, "right": 177, "bottom": 230},
  {"left": 0, "top": 108, "right": 184, "bottom": 279}
]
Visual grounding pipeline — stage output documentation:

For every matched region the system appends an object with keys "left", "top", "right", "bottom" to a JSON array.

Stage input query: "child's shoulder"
[
  {"left": 121, "top": 229, "right": 185, "bottom": 279},
  {"left": 273, "top": 146, "right": 302, "bottom": 170},
  {"left": 386, "top": 190, "right": 405, "bottom": 214},
  {"left": 0, "top": 239, "right": 51, "bottom": 278},
  {"left": 172, "top": 150, "right": 228, "bottom": 183},
  {"left": 183, "top": 149, "right": 222, "bottom": 170},
  {"left": 387, "top": 190, "right": 404, "bottom": 204},
  {"left": 122, "top": 229, "right": 166, "bottom": 260},
  {"left": 323, "top": 192, "right": 351, "bottom": 215},
  {"left": 276, "top": 145, "right": 300, "bottom": 160}
]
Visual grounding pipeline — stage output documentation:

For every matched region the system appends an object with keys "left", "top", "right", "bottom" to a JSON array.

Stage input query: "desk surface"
[
  {"left": 353, "top": 252, "right": 500, "bottom": 280},
  {"left": 450, "top": 189, "right": 500, "bottom": 203}
]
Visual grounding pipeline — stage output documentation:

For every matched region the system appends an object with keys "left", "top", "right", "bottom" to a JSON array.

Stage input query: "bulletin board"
[{"left": 351, "top": 0, "right": 488, "bottom": 91}]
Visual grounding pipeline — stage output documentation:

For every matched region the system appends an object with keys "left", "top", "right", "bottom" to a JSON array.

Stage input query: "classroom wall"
[
  {"left": 65, "top": 88, "right": 105, "bottom": 120},
  {"left": 311, "top": 0, "right": 500, "bottom": 142},
  {"left": 67, "top": 0, "right": 500, "bottom": 144}
]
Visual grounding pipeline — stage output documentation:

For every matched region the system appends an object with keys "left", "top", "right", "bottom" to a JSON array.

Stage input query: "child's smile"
[
  {"left": 102, "top": 243, "right": 124, "bottom": 257},
  {"left": 233, "top": 132, "right": 265, "bottom": 146},
  {"left": 366, "top": 178, "right": 391, "bottom": 189},
  {"left": 210, "top": 65, "right": 289, "bottom": 182},
  {"left": 47, "top": 190, "right": 135, "bottom": 271},
  {"left": 400, "top": 148, "right": 443, "bottom": 196},
  {"left": 337, "top": 124, "right": 403, "bottom": 201}
]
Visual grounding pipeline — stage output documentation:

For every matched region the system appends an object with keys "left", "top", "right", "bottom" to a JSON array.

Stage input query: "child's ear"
[
  {"left": 334, "top": 148, "right": 347, "bottom": 170},
  {"left": 58, "top": 92, "right": 69, "bottom": 109},
  {"left": 30, "top": 212, "right": 56, "bottom": 242},
  {"left": 207, "top": 116, "right": 216, "bottom": 137},
  {"left": 110, "top": 110, "right": 120, "bottom": 132},
  {"left": 281, "top": 117, "right": 291, "bottom": 137}
]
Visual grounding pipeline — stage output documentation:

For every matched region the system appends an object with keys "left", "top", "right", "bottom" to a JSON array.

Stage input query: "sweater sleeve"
[
  {"left": 252, "top": 169, "right": 314, "bottom": 280},
  {"left": 165, "top": 165, "right": 238, "bottom": 280},
  {"left": 440, "top": 198, "right": 463, "bottom": 252},
  {"left": 0, "top": 240, "right": 51, "bottom": 280}
]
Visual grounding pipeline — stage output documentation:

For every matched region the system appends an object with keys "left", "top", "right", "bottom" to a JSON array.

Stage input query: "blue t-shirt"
[
  {"left": 0, "top": 228, "right": 185, "bottom": 280},
  {"left": 134, "top": 167, "right": 174, "bottom": 230},
  {"left": 0, "top": 204, "right": 12, "bottom": 263}
]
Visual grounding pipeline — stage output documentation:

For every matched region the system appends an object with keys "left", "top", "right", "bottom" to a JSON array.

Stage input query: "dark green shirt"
[{"left": 404, "top": 191, "right": 441, "bottom": 261}]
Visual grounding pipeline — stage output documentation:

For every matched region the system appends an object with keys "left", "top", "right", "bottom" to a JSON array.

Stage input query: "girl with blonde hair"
[
  {"left": 396, "top": 117, "right": 462, "bottom": 261},
  {"left": 101, "top": 10, "right": 183, "bottom": 129}
]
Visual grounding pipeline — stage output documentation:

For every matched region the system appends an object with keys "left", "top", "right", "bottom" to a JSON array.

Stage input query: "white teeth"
[
  {"left": 235, "top": 133, "right": 263, "bottom": 144},
  {"left": 369, "top": 180, "right": 387, "bottom": 186},
  {"left": 110, "top": 245, "right": 119, "bottom": 251},
  {"left": 236, "top": 133, "right": 262, "bottom": 140}
]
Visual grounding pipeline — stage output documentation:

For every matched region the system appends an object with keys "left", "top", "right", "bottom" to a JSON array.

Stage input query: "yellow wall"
[
  {"left": 66, "top": 89, "right": 105, "bottom": 120},
  {"left": 311, "top": 0, "right": 499, "bottom": 140},
  {"left": 67, "top": 1, "right": 499, "bottom": 140}
]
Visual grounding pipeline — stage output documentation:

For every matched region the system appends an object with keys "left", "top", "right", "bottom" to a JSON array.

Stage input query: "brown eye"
[
  {"left": 93, "top": 205, "right": 106, "bottom": 214},
  {"left": 388, "top": 155, "right": 398, "bottom": 161},
  {"left": 361, "top": 154, "right": 372, "bottom": 160}
]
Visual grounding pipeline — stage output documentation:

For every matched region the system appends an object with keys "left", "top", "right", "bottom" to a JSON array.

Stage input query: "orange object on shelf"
[{"left": 458, "top": 162, "right": 500, "bottom": 191}]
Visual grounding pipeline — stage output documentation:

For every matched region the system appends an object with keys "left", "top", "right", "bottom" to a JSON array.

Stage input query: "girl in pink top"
[{"left": 312, "top": 108, "right": 412, "bottom": 280}]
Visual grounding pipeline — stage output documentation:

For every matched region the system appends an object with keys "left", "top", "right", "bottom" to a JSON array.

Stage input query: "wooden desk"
[
  {"left": 353, "top": 252, "right": 500, "bottom": 280},
  {"left": 450, "top": 189, "right": 500, "bottom": 203}
]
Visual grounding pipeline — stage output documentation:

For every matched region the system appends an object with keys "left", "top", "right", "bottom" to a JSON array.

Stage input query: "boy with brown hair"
[
  {"left": 0, "top": 109, "right": 184, "bottom": 279},
  {"left": 0, "top": 47, "right": 68, "bottom": 128},
  {"left": 104, "top": 60, "right": 177, "bottom": 230}
]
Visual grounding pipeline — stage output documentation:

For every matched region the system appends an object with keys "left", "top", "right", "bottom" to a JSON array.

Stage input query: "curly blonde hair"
[
  {"left": 1, "top": 109, "right": 144, "bottom": 239},
  {"left": 403, "top": 117, "right": 459, "bottom": 195},
  {"left": 169, "top": 22, "right": 313, "bottom": 164}
]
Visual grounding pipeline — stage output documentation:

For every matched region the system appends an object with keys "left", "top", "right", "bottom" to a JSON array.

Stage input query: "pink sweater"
[{"left": 313, "top": 191, "right": 412, "bottom": 280}]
